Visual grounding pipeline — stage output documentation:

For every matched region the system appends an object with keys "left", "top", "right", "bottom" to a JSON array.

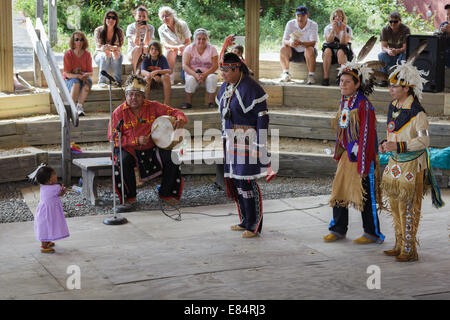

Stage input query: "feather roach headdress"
[{"left": 388, "top": 40, "right": 429, "bottom": 101}]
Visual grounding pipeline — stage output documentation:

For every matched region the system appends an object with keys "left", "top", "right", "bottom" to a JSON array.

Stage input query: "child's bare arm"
[{"left": 59, "top": 184, "right": 67, "bottom": 197}]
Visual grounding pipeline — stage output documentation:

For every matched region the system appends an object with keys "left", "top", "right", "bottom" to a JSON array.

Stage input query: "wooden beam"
[
  {"left": 0, "top": 0, "right": 14, "bottom": 93},
  {"left": 36, "top": 0, "right": 44, "bottom": 21},
  {"left": 245, "top": 0, "right": 260, "bottom": 80},
  {"left": 48, "top": 0, "right": 57, "bottom": 47},
  {"left": 33, "top": 29, "right": 43, "bottom": 87}
]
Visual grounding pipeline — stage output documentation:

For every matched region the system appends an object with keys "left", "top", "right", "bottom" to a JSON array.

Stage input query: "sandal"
[
  {"left": 180, "top": 103, "right": 192, "bottom": 109},
  {"left": 41, "top": 246, "right": 55, "bottom": 253}
]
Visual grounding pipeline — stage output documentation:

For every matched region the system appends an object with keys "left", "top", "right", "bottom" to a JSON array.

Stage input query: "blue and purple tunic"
[{"left": 216, "top": 75, "right": 269, "bottom": 180}]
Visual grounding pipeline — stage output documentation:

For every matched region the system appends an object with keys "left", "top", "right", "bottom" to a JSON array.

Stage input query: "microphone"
[
  {"left": 115, "top": 119, "right": 124, "bottom": 132},
  {"left": 101, "top": 70, "right": 120, "bottom": 86}
]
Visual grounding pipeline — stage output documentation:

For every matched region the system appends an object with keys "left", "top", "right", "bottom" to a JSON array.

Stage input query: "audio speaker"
[{"left": 406, "top": 34, "right": 445, "bottom": 93}]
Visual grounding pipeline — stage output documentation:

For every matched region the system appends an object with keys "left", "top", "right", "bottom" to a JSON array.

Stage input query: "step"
[
  {"left": 281, "top": 84, "right": 449, "bottom": 116},
  {"left": 2, "top": 79, "right": 449, "bottom": 120},
  {"left": 44, "top": 83, "right": 450, "bottom": 116},
  {"left": 260, "top": 60, "right": 339, "bottom": 83},
  {"left": 2, "top": 143, "right": 449, "bottom": 189},
  {"left": 1, "top": 109, "right": 449, "bottom": 149}
]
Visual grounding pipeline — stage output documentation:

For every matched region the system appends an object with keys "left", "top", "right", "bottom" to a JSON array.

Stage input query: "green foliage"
[{"left": 14, "top": 0, "right": 437, "bottom": 52}]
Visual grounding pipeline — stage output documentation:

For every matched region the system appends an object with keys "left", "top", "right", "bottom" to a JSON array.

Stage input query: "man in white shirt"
[{"left": 280, "top": 6, "right": 318, "bottom": 84}]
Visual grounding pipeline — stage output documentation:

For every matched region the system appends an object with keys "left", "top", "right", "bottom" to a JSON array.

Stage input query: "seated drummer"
[{"left": 108, "top": 74, "right": 187, "bottom": 211}]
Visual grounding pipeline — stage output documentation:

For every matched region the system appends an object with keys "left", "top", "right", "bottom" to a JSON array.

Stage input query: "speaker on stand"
[{"left": 406, "top": 34, "right": 445, "bottom": 93}]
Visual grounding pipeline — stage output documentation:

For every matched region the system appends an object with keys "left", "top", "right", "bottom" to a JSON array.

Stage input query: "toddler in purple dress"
[{"left": 34, "top": 166, "right": 70, "bottom": 253}]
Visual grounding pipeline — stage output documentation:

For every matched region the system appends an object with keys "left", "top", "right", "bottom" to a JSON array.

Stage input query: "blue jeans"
[
  {"left": 378, "top": 51, "right": 406, "bottom": 74},
  {"left": 94, "top": 52, "right": 123, "bottom": 84}
]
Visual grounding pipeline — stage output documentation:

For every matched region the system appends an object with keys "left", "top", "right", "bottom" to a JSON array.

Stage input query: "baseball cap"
[{"left": 296, "top": 6, "right": 308, "bottom": 15}]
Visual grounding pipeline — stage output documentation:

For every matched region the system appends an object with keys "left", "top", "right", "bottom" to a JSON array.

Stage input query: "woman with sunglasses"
[
  {"left": 93, "top": 10, "right": 125, "bottom": 87},
  {"left": 377, "top": 12, "right": 411, "bottom": 86},
  {"left": 126, "top": 6, "right": 155, "bottom": 74},
  {"left": 63, "top": 31, "right": 93, "bottom": 116}
]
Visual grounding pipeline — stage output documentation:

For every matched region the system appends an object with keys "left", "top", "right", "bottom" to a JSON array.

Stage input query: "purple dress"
[{"left": 34, "top": 184, "right": 70, "bottom": 242}]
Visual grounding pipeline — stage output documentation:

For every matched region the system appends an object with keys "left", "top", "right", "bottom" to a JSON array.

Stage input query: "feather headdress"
[
  {"left": 337, "top": 36, "right": 386, "bottom": 84},
  {"left": 388, "top": 40, "right": 429, "bottom": 101},
  {"left": 337, "top": 36, "right": 386, "bottom": 95}
]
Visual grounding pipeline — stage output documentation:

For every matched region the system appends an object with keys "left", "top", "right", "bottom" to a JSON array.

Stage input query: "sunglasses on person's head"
[
  {"left": 106, "top": 15, "right": 117, "bottom": 20},
  {"left": 389, "top": 20, "right": 399, "bottom": 24},
  {"left": 74, "top": 37, "right": 84, "bottom": 42}
]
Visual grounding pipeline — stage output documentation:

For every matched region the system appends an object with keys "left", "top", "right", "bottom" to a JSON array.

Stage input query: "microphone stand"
[{"left": 103, "top": 77, "right": 128, "bottom": 225}]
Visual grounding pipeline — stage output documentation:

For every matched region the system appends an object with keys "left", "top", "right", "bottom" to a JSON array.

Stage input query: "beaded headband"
[
  {"left": 219, "top": 62, "right": 241, "bottom": 69},
  {"left": 341, "top": 68, "right": 360, "bottom": 82}
]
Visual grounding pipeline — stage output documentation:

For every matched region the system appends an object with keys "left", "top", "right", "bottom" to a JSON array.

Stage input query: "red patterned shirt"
[{"left": 108, "top": 100, "right": 187, "bottom": 155}]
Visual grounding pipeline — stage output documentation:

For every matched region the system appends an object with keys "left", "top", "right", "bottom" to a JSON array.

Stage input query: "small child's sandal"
[{"left": 41, "top": 246, "right": 55, "bottom": 253}]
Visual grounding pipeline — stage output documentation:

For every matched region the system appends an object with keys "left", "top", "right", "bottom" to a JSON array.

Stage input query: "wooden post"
[
  {"left": 48, "top": 0, "right": 57, "bottom": 47},
  {"left": 33, "top": 29, "right": 43, "bottom": 87},
  {"left": 245, "top": 0, "right": 260, "bottom": 81},
  {"left": 0, "top": 0, "right": 14, "bottom": 93},
  {"left": 36, "top": 0, "right": 44, "bottom": 21}
]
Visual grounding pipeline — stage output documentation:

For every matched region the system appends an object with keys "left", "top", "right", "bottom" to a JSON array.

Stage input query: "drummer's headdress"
[
  {"left": 125, "top": 74, "right": 146, "bottom": 93},
  {"left": 337, "top": 36, "right": 387, "bottom": 96},
  {"left": 388, "top": 40, "right": 429, "bottom": 101}
]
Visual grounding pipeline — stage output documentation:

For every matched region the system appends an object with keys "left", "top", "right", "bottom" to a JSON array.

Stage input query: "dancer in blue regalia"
[{"left": 216, "top": 52, "right": 270, "bottom": 238}]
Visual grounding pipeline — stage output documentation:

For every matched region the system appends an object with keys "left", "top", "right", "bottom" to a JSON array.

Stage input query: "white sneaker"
[
  {"left": 280, "top": 71, "right": 292, "bottom": 82},
  {"left": 306, "top": 74, "right": 316, "bottom": 85},
  {"left": 98, "top": 82, "right": 108, "bottom": 88},
  {"left": 76, "top": 103, "right": 85, "bottom": 116}
]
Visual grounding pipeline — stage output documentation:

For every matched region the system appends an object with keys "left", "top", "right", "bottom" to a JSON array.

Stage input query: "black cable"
[{"left": 147, "top": 179, "right": 329, "bottom": 221}]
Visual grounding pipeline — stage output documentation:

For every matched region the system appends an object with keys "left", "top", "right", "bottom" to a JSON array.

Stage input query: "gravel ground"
[{"left": 0, "top": 175, "right": 333, "bottom": 224}]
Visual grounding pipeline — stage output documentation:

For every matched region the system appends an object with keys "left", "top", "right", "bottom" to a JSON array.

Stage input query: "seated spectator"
[
  {"left": 377, "top": 12, "right": 410, "bottom": 86},
  {"left": 140, "top": 40, "right": 171, "bottom": 105},
  {"left": 93, "top": 10, "right": 124, "bottom": 87},
  {"left": 321, "top": 8, "right": 354, "bottom": 86},
  {"left": 63, "top": 31, "right": 93, "bottom": 116},
  {"left": 219, "top": 35, "right": 246, "bottom": 63},
  {"left": 232, "top": 45, "right": 245, "bottom": 61},
  {"left": 126, "top": 6, "right": 154, "bottom": 74},
  {"left": 181, "top": 28, "right": 218, "bottom": 109},
  {"left": 280, "top": 6, "right": 318, "bottom": 84},
  {"left": 158, "top": 6, "right": 192, "bottom": 84},
  {"left": 438, "top": 3, "right": 450, "bottom": 68}
]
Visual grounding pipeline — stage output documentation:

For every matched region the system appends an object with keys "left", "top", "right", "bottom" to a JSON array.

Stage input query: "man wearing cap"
[
  {"left": 377, "top": 12, "right": 411, "bottom": 86},
  {"left": 216, "top": 52, "right": 270, "bottom": 238},
  {"left": 108, "top": 74, "right": 187, "bottom": 210},
  {"left": 280, "top": 6, "right": 318, "bottom": 84}
]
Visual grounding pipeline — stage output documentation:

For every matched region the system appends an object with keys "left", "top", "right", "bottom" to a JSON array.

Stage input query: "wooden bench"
[
  {"left": 72, "top": 151, "right": 225, "bottom": 205},
  {"left": 72, "top": 157, "right": 112, "bottom": 205}
]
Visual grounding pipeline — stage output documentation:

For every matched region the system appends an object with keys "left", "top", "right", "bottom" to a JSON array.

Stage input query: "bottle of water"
[{"left": 72, "top": 185, "right": 82, "bottom": 194}]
